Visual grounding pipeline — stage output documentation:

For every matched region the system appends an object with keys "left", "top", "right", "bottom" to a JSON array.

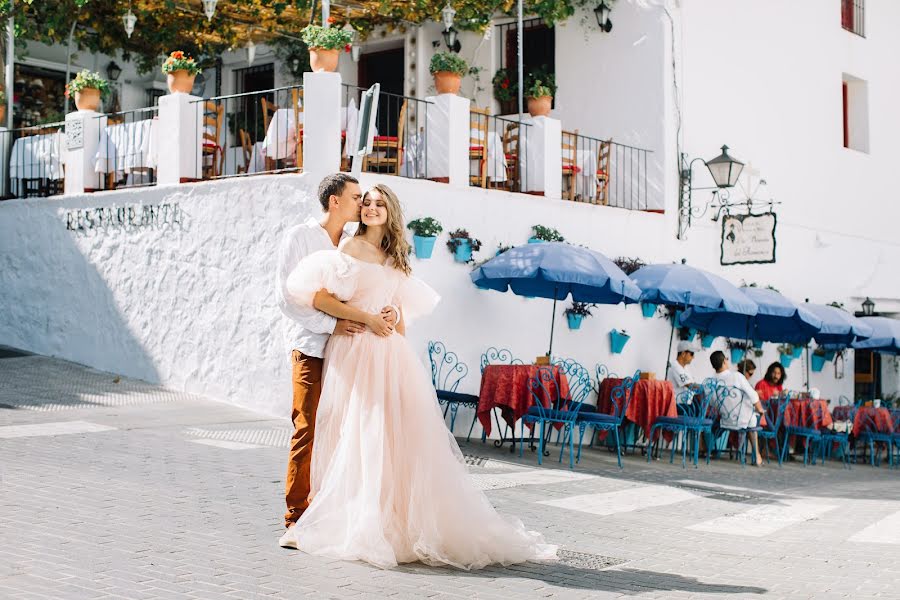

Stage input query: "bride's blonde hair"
[{"left": 356, "top": 183, "right": 412, "bottom": 275}]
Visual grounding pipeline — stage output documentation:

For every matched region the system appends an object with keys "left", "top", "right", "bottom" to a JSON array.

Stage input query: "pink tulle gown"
[{"left": 285, "top": 250, "right": 557, "bottom": 570}]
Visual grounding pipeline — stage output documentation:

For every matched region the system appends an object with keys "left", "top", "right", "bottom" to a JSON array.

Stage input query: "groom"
[{"left": 275, "top": 173, "right": 398, "bottom": 549}]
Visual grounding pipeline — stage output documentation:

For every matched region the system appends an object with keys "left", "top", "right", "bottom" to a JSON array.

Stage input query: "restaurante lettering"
[{"left": 65, "top": 203, "right": 182, "bottom": 232}]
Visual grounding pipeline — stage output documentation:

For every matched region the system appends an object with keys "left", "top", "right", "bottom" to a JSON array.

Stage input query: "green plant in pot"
[
  {"left": 301, "top": 24, "right": 353, "bottom": 72},
  {"left": 524, "top": 67, "right": 557, "bottom": 117},
  {"left": 491, "top": 67, "right": 517, "bottom": 112},
  {"left": 529, "top": 225, "right": 564, "bottom": 243},
  {"left": 65, "top": 69, "right": 110, "bottom": 111},
  {"left": 776, "top": 344, "right": 795, "bottom": 367},
  {"left": 430, "top": 52, "right": 468, "bottom": 95},
  {"left": 564, "top": 301, "right": 595, "bottom": 330},
  {"left": 726, "top": 338, "right": 751, "bottom": 364},
  {"left": 811, "top": 346, "right": 829, "bottom": 372},
  {"left": 446, "top": 228, "right": 481, "bottom": 263},
  {"left": 407, "top": 217, "right": 443, "bottom": 259}
]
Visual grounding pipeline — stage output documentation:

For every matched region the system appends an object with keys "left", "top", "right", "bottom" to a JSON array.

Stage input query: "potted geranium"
[
  {"left": 524, "top": 68, "right": 556, "bottom": 117},
  {"left": 65, "top": 69, "right": 110, "bottom": 111},
  {"left": 609, "top": 328, "right": 630, "bottom": 354},
  {"left": 529, "top": 225, "right": 564, "bottom": 244},
  {"left": 430, "top": 52, "right": 468, "bottom": 95},
  {"left": 407, "top": 217, "right": 442, "bottom": 259},
  {"left": 162, "top": 51, "right": 202, "bottom": 94},
  {"left": 776, "top": 344, "right": 794, "bottom": 367},
  {"left": 491, "top": 67, "right": 517, "bottom": 113},
  {"left": 446, "top": 228, "right": 481, "bottom": 263},
  {"left": 301, "top": 24, "right": 353, "bottom": 72},
  {"left": 564, "top": 301, "right": 595, "bottom": 330}
]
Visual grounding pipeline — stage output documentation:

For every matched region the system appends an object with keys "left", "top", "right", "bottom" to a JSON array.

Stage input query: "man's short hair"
[
  {"left": 317, "top": 173, "right": 359, "bottom": 212},
  {"left": 710, "top": 350, "right": 726, "bottom": 371},
  {"left": 737, "top": 359, "right": 756, "bottom": 374}
]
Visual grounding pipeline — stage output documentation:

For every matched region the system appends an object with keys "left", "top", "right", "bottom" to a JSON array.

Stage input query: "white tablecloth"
[
  {"left": 571, "top": 148, "right": 599, "bottom": 199},
  {"left": 262, "top": 108, "right": 302, "bottom": 161},
  {"left": 470, "top": 129, "right": 507, "bottom": 183},
  {"left": 10, "top": 131, "right": 66, "bottom": 180},
  {"left": 95, "top": 119, "right": 158, "bottom": 174}
]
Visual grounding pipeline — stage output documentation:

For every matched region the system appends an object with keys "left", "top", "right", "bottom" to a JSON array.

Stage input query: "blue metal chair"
[
  {"left": 478, "top": 347, "right": 524, "bottom": 443},
  {"left": 573, "top": 370, "right": 640, "bottom": 469},
  {"left": 428, "top": 341, "right": 480, "bottom": 441},
  {"left": 820, "top": 396, "right": 854, "bottom": 468},
  {"left": 780, "top": 397, "right": 826, "bottom": 466},
  {"left": 757, "top": 394, "right": 787, "bottom": 466},
  {"left": 593, "top": 363, "right": 619, "bottom": 390},
  {"left": 710, "top": 384, "right": 762, "bottom": 467},
  {"left": 552, "top": 358, "right": 594, "bottom": 405},
  {"left": 646, "top": 379, "right": 718, "bottom": 468},
  {"left": 855, "top": 408, "right": 896, "bottom": 468},
  {"left": 519, "top": 366, "right": 587, "bottom": 469}
]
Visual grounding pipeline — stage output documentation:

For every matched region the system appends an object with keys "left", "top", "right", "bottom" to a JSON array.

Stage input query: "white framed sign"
[{"left": 720, "top": 212, "right": 777, "bottom": 266}]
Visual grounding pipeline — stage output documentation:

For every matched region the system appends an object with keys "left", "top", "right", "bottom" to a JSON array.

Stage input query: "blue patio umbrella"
[
  {"left": 470, "top": 242, "right": 642, "bottom": 356},
  {"left": 630, "top": 261, "right": 758, "bottom": 377},
  {"left": 680, "top": 288, "right": 822, "bottom": 344},
  {"left": 803, "top": 303, "right": 873, "bottom": 346},
  {"left": 853, "top": 317, "right": 900, "bottom": 354}
]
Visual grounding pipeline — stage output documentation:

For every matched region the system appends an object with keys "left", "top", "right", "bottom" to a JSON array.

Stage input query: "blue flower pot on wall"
[
  {"left": 566, "top": 313, "right": 583, "bottom": 330},
  {"left": 791, "top": 346, "right": 803, "bottom": 359},
  {"left": 780, "top": 353, "right": 793, "bottom": 368},
  {"left": 701, "top": 334, "right": 716, "bottom": 349},
  {"left": 640, "top": 303, "right": 658, "bottom": 319},
  {"left": 412, "top": 235, "right": 436, "bottom": 259},
  {"left": 528, "top": 237, "right": 543, "bottom": 244},
  {"left": 811, "top": 354, "right": 827, "bottom": 372},
  {"left": 453, "top": 240, "right": 472, "bottom": 263},
  {"left": 730, "top": 348, "right": 744, "bottom": 364},
  {"left": 609, "top": 330, "right": 630, "bottom": 354},
  {"left": 823, "top": 350, "right": 836, "bottom": 361},
  {"left": 687, "top": 328, "right": 698, "bottom": 341},
  {"left": 752, "top": 339, "right": 764, "bottom": 350}
]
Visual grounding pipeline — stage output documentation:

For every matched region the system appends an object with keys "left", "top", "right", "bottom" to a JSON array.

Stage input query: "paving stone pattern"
[{"left": 1, "top": 355, "right": 899, "bottom": 599}]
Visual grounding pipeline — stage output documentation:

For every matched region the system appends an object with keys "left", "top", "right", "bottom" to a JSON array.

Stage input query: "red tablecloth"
[
  {"left": 477, "top": 365, "right": 570, "bottom": 436},
  {"left": 597, "top": 378, "right": 676, "bottom": 438},
  {"left": 852, "top": 407, "right": 894, "bottom": 437},
  {"left": 782, "top": 399, "right": 833, "bottom": 429}
]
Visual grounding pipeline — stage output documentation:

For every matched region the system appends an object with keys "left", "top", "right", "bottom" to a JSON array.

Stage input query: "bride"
[{"left": 283, "top": 183, "right": 556, "bottom": 570}]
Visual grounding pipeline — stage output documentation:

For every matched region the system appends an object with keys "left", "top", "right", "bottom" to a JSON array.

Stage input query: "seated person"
[
  {"left": 755, "top": 362, "right": 786, "bottom": 402},
  {"left": 668, "top": 340, "right": 702, "bottom": 403},
  {"left": 710, "top": 350, "right": 765, "bottom": 465},
  {"left": 737, "top": 359, "right": 756, "bottom": 381}
]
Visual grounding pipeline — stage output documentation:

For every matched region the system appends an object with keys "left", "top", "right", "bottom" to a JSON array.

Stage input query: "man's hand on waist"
[{"left": 333, "top": 319, "right": 366, "bottom": 336}]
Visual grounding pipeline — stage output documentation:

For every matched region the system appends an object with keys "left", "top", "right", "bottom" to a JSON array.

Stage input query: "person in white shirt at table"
[
  {"left": 668, "top": 340, "right": 701, "bottom": 401},
  {"left": 710, "top": 350, "right": 765, "bottom": 466}
]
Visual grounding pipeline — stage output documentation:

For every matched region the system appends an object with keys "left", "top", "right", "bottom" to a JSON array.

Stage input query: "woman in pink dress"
[{"left": 285, "top": 183, "right": 556, "bottom": 570}]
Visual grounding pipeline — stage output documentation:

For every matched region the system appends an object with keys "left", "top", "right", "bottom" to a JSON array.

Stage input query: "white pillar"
[
  {"left": 523, "top": 116, "right": 562, "bottom": 199},
  {"left": 425, "top": 94, "right": 469, "bottom": 186},
  {"left": 303, "top": 71, "right": 342, "bottom": 174},
  {"left": 157, "top": 92, "right": 202, "bottom": 186},
  {"left": 64, "top": 109, "right": 103, "bottom": 195}
]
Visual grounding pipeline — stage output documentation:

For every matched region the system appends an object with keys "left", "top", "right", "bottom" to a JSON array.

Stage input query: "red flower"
[
  {"left": 172, "top": 51, "right": 184, "bottom": 59},
  {"left": 327, "top": 16, "right": 336, "bottom": 23},
  {"left": 501, "top": 81, "right": 509, "bottom": 89},
  {"left": 345, "top": 44, "right": 351, "bottom": 52}
]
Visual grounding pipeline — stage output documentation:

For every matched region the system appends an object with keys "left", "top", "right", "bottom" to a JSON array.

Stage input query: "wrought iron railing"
[
  {"left": 1, "top": 121, "right": 66, "bottom": 199},
  {"left": 469, "top": 110, "right": 531, "bottom": 193},
  {"left": 194, "top": 84, "right": 304, "bottom": 180},
  {"left": 96, "top": 106, "right": 158, "bottom": 191},
  {"left": 842, "top": 0, "right": 865, "bottom": 37},
  {"left": 561, "top": 132, "right": 652, "bottom": 210}
]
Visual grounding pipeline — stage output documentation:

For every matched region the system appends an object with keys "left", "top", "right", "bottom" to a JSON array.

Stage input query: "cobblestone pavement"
[{"left": 2, "top": 351, "right": 899, "bottom": 599}]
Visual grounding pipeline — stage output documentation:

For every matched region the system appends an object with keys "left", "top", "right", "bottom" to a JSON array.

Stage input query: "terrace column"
[
  {"left": 303, "top": 71, "right": 342, "bottom": 174},
  {"left": 64, "top": 109, "right": 103, "bottom": 194},
  {"left": 523, "top": 116, "right": 562, "bottom": 200},
  {"left": 425, "top": 94, "right": 469, "bottom": 186},
  {"left": 157, "top": 92, "right": 203, "bottom": 186}
]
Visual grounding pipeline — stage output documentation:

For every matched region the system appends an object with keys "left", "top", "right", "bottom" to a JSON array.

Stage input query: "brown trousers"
[{"left": 284, "top": 350, "right": 323, "bottom": 528}]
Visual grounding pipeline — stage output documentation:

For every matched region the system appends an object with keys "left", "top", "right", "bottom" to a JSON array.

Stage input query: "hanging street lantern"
[
  {"left": 123, "top": 9, "right": 137, "bottom": 38},
  {"left": 106, "top": 61, "right": 122, "bottom": 81},
  {"left": 862, "top": 297, "right": 876, "bottom": 316},
  {"left": 594, "top": 1, "right": 613, "bottom": 32},
  {"left": 247, "top": 39, "right": 256, "bottom": 66},
  {"left": 441, "top": 2, "right": 456, "bottom": 30},
  {"left": 351, "top": 44, "right": 361, "bottom": 62},
  {"left": 705, "top": 145, "right": 744, "bottom": 188},
  {"left": 202, "top": 0, "right": 218, "bottom": 21}
]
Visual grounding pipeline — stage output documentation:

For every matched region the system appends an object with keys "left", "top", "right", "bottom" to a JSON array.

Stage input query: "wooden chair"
[
  {"left": 363, "top": 100, "right": 407, "bottom": 175},
  {"left": 261, "top": 97, "right": 279, "bottom": 132},
  {"left": 561, "top": 129, "right": 580, "bottom": 201},
  {"left": 238, "top": 128, "right": 252, "bottom": 174},
  {"left": 469, "top": 107, "right": 489, "bottom": 188},
  {"left": 595, "top": 139, "right": 612, "bottom": 205},
  {"left": 202, "top": 100, "right": 224, "bottom": 179},
  {"left": 499, "top": 121, "right": 521, "bottom": 191}
]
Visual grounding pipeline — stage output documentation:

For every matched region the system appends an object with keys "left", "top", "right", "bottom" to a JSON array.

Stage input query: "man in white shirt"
[
  {"left": 710, "top": 350, "right": 765, "bottom": 465},
  {"left": 276, "top": 173, "right": 397, "bottom": 546},
  {"left": 667, "top": 340, "right": 700, "bottom": 400}
]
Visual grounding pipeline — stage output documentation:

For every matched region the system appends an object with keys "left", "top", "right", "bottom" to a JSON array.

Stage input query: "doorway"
[{"left": 357, "top": 47, "right": 405, "bottom": 138}]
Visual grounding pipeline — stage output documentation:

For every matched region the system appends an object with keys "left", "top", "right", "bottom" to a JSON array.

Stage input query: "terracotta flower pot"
[
  {"left": 167, "top": 70, "right": 196, "bottom": 94},
  {"left": 309, "top": 48, "right": 340, "bottom": 73},
  {"left": 0, "top": 105, "right": 6, "bottom": 124},
  {"left": 527, "top": 96, "right": 552, "bottom": 117},
  {"left": 74, "top": 88, "right": 102, "bottom": 111},
  {"left": 433, "top": 71, "right": 462, "bottom": 95}
]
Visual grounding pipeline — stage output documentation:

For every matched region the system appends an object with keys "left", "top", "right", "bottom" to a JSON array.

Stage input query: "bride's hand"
[{"left": 366, "top": 313, "right": 394, "bottom": 337}]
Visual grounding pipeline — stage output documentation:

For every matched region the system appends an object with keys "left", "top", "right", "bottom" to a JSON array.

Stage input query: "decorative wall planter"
[
  {"left": 412, "top": 235, "right": 436, "bottom": 259},
  {"left": 309, "top": 48, "right": 340, "bottom": 72},
  {"left": 453, "top": 239, "right": 472, "bottom": 263},
  {"left": 566, "top": 314, "right": 583, "bottom": 330},
  {"left": 752, "top": 339, "right": 764, "bottom": 349},
  {"left": 166, "top": 70, "right": 196, "bottom": 94},
  {"left": 74, "top": 88, "right": 101, "bottom": 111},
  {"left": 701, "top": 334, "right": 716, "bottom": 349},
  {"left": 791, "top": 346, "right": 804, "bottom": 359},
  {"left": 527, "top": 96, "right": 552, "bottom": 117},
  {"left": 433, "top": 71, "right": 461, "bottom": 95},
  {"left": 780, "top": 353, "right": 793, "bottom": 367},
  {"left": 609, "top": 330, "right": 630, "bottom": 354},
  {"left": 730, "top": 348, "right": 744, "bottom": 364},
  {"left": 822, "top": 350, "right": 836, "bottom": 361},
  {"left": 640, "top": 303, "right": 658, "bottom": 319},
  {"left": 687, "top": 328, "right": 698, "bottom": 341},
  {"left": 811, "top": 354, "right": 827, "bottom": 372},
  {"left": 527, "top": 237, "right": 543, "bottom": 244}
]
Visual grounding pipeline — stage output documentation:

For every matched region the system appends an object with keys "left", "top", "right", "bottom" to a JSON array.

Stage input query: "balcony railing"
[
  {"left": 194, "top": 84, "right": 304, "bottom": 180},
  {"left": 561, "top": 132, "right": 652, "bottom": 210},
  {"left": 1, "top": 121, "right": 66, "bottom": 199},
  {"left": 842, "top": 0, "right": 865, "bottom": 37},
  {"left": 341, "top": 84, "right": 431, "bottom": 179},
  {"left": 469, "top": 110, "right": 531, "bottom": 192},
  {"left": 96, "top": 106, "right": 158, "bottom": 191}
]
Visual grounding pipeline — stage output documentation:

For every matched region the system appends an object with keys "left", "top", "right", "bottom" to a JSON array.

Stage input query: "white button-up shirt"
[
  {"left": 714, "top": 369, "right": 760, "bottom": 429},
  {"left": 275, "top": 216, "right": 355, "bottom": 358}
]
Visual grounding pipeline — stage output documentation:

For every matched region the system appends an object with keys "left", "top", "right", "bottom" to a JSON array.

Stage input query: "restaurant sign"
[
  {"left": 720, "top": 212, "right": 777, "bottom": 266},
  {"left": 65, "top": 202, "right": 183, "bottom": 233}
]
